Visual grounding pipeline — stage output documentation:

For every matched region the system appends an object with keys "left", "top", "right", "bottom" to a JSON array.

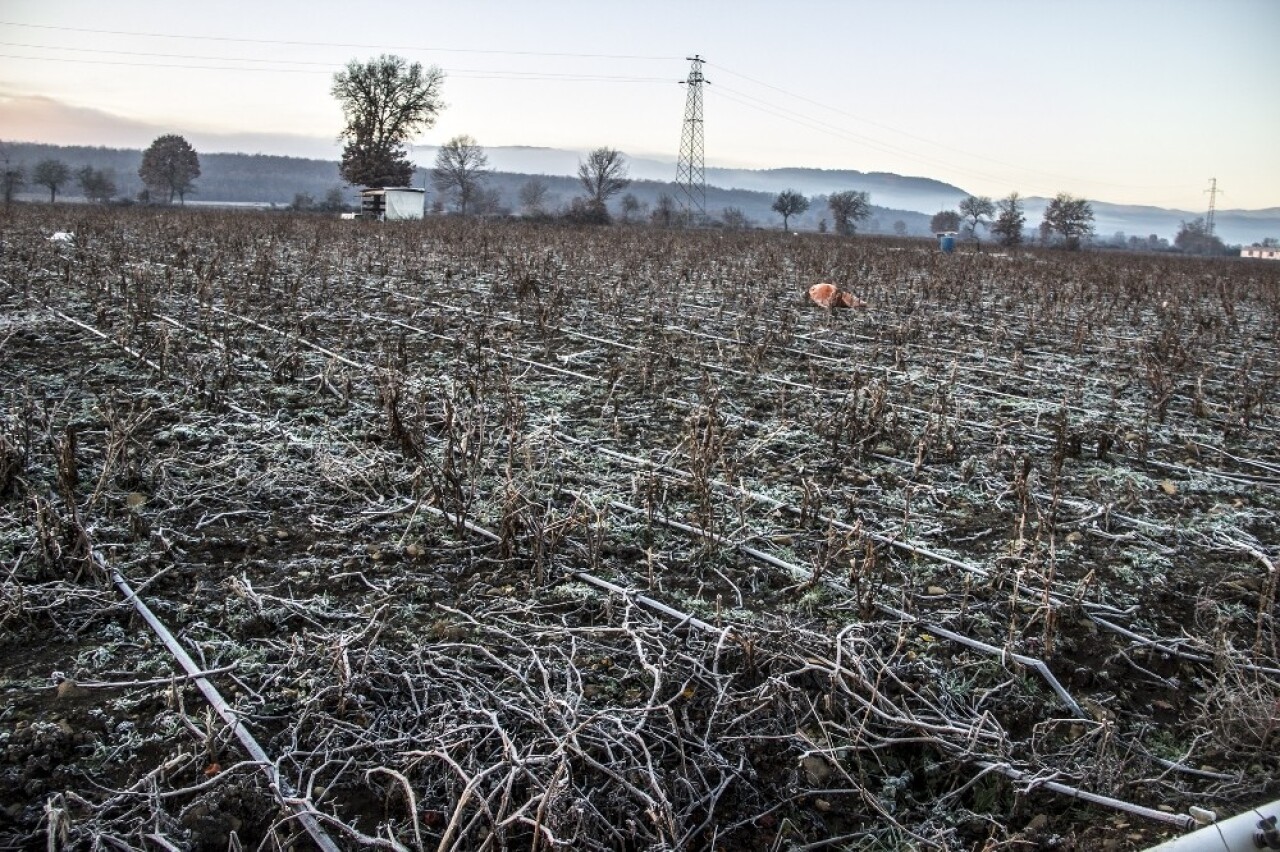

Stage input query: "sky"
[{"left": 1, "top": 0, "right": 1278, "bottom": 210}]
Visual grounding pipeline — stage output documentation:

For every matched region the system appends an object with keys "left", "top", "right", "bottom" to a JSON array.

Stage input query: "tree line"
[{"left": 6, "top": 53, "right": 1261, "bottom": 253}]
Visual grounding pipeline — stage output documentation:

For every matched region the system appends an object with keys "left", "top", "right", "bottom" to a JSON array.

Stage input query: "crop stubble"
[{"left": 0, "top": 206, "right": 1277, "bottom": 850}]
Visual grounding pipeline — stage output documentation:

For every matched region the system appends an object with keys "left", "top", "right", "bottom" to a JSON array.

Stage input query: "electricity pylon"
[
  {"left": 675, "top": 55, "right": 709, "bottom": 220},
  {"left": 1204, "top": 178, "right": 1220, "bottom": 237}
]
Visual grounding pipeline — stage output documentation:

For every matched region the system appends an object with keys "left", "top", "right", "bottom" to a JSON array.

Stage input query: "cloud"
[{"left": 0, "top": 91, "right": 341, "bottom": 159}]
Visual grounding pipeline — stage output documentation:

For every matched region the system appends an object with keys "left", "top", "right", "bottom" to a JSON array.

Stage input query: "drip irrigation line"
[
  {"left": 593, "top": 493, "right": 1087, "bottom": 720},
  {"left": 571, "top": 571, "right": 726, "bottom": 637},
  {"left": 552, "top": 428, "right": 1279, "bottom": 677},
  {"left": 94, "top": 550, "right": 342, "bottom": 852},
  {"left": 975, "top": 761, "right": 1196, "bottom": 831},
  {"left": 207, "top": 305, "right": 371, "bottom": 370},
  {"left": 663, "top": 285, "right": 1279, "bottom": 437},
  {"left": 50, "top": 296, "right": 1268, "bottom": 675},
  {"left": 366, "top": 284, "right": 1278, "bottom": 486},
  {"left": 58, "top": 273, "right": 1280, "bottom": 672},
  {"left": 49, "top": 309, "right": 167, "bottom": 375}
]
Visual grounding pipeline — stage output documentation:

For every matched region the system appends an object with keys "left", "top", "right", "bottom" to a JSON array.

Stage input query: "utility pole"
[
  {"left": 1204, "top": 177, "right": 1220, "bottom": 237},
  {"left": 675, "top": 55, "right": 708, "bottom": 221}
]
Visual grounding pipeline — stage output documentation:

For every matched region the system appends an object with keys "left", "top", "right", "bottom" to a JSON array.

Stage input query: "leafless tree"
[
  {"left": 1043, "top": 193, "right": 1095, "bottom": 250},
  {"left": 930, "top": 210, "right": 961, "bottom": 233},
  {"left": 651, "top": 193, "right": 677, "bottom": 227},
  {"left": 33, "top": 159, "right": 71, "bottom": 203},
  {"left": 432, "top": 135, "right": 489, "bottom": 215},
  {"left": 619, "top": 193, "right": 642, "bottom": 223},
  {"left": 518, "top": 178, "right": 550, "bottom": 216},
  {"left": 771, "top": 189, "right": 809, "bottom": 230},
  {"left": 139, "top": 135, "right": 200, "bottom": 204},
  {"left": 76, "top": 166, "right": 116, "bottom": 204},
  {"left": 721, "top": 207, "right": 750, "bottom": 230},
  {"left": 992, "top": 192, "right": 1025, "bottom": 247},
  {"left": 577, "top": 147, "right": 630, "bottom": 211},
  {"left": 827, "top": 190, "right": 871, "bottom": 235},
  {"left": 959, "top": 195, "right": 996, "bottom": 243}
]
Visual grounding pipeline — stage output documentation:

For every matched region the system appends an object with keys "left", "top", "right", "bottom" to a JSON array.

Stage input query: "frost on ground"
[{"left": 0, "top": 206, "right": 1277, "bottom": 851}]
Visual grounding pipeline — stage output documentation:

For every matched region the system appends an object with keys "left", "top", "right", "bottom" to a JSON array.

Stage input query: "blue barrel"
[{"left": 940, "top": 234, "right": 956, "bottom": 254}]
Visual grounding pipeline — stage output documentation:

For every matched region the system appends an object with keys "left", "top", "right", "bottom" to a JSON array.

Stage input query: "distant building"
[
  {"left": 1241, "top": 245, "right": 1280, "bottom": 260},
  {"left": 359, "top": 187, "right": 425, "bottom": 221}
]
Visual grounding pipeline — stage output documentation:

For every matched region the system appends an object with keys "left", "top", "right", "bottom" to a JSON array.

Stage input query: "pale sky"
[{"left": 1, "top": 0, "right": 1277, "bottom": 210}]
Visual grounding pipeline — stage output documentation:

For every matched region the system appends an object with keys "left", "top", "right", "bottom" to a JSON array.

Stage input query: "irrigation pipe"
[
  {"left": 50, "top": 309, "right": 166, "bottom": 374},
  {"left": 95, "top": 550, "right": 342, "bottom": 852},
  {"left": 1141, "top": 797, "right": 1280, "bottom": 851},
  {"left": 56, "top": 300, "right": 1274, "bottom": 692},
  {"left": 597, "top": 495, "right": 1088, "bottom": 720},
  {"left": 974, "top": 761, "right": 1197, "bottom": 831}
]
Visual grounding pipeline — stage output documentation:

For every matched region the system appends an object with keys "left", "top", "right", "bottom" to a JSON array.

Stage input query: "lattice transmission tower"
[
  {"left": 675, "top": 55, "right": 709, "bottom": 220},
  {"left": 1204, "top": 177, "right": 1220, "bottom": 237}
]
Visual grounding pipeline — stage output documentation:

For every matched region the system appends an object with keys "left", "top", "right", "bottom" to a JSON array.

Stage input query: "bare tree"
[
  {"left": 619, "top": 193, "right": 642, "bottom": 223},
  {"left": 1043, "top": 193, "right": 1095, "bottom": 250},
  {"left": 33, "top": 159, "right": 71, "bottom": 203},
  {"left": 577, "top": 147, "right": 629, "bottom": 212},
  {"left": 432, "top": 135, "right": 489, "bottom": 215},
  {"left": 76, "top": 166, "right": 116, "bottom": 204},
  {"left": 332, "top": 54, "right": 445, "bottom": 188},
  {"left": 827, "top": 190, "right": 871, "bottom": 235},
  {"left": 1174, "top": 218, "right": 1227, "bottom": 255},
  {"left": 992, "top": 192, "right": 1025, "bottom": 247},
  {"left": 139, "top": 134, "right": 200, "bottom": 204},
  {"left": 472, "top": 187, "right": 507, "bottom": 216},
  {"left": 959, "top": 195, "right": 995, "bottom": 243},
  {"left": 893, "top": 220, "right": 908, "bottom": 237},
  {"left": 721, "top": 207, "right": 750, "bottom": 230},
  {"left": 930, "top": 210, "right": 961, "bottom": 233},
  {"left": 518, "top": 178, "right": 549, "bottom": 216},
  {"left": 771, "top": 189, "right": 809, "bottom": 230},
  {"left": 651, "top": 193, "right": 676, "bottom": 227}
]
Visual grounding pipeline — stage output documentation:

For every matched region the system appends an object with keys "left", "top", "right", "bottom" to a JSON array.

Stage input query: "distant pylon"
[
  {"left": 675, "top": 55, "right": 709, "bottom": 220},
  {"left": 1204, "top": 177, "right": 1220, "bottom": 237}
]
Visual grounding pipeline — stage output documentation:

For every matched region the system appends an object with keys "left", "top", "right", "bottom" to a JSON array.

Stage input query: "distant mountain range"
[
  {"left": 411, "top": 145, "right": 1279, "bottom": 244},
  {"left": 6, "top": 140, "right": 1278, "bottom": 244}
]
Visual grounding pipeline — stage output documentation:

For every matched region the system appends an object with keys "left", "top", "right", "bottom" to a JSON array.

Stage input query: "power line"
[
  {"left": 0, "top": 52, "right": 670, "bottom": 83},
  {"left": 709, "top": 83, "right": 1018, "bottom": 189},
  {"left": 707, "top": 59, "right": 1197, "bottom": 195},
  {"left": 0, "top": 20, "right": 680, "bottom": 61}
]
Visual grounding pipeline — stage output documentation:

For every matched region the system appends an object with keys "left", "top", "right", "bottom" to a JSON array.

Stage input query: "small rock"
[
  {"left": 800, "top": 755, "right": 833, "bottom": 785},
  {"left": 56, "top": 680, "right": 86, "bottom": 701}
]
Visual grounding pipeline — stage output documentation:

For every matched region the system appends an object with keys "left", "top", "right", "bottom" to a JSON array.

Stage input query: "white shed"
[{"left": 359, "top": 187, "right": 426, "bottom": 221}]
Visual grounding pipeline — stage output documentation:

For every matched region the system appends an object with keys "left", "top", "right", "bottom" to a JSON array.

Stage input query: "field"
[{"left": 1, "top": 205, "right": 1277, "bottom": 851}]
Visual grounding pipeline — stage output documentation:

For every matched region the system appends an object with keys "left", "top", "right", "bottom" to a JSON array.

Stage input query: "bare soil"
[{"left": 1, "top": 206, "right": 1277, "bottom": 851}]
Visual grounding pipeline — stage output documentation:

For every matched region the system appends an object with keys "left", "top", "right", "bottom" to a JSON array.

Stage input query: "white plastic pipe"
[{"left": 1144, "top": 799, "right": 1280, "bottom": 852}]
